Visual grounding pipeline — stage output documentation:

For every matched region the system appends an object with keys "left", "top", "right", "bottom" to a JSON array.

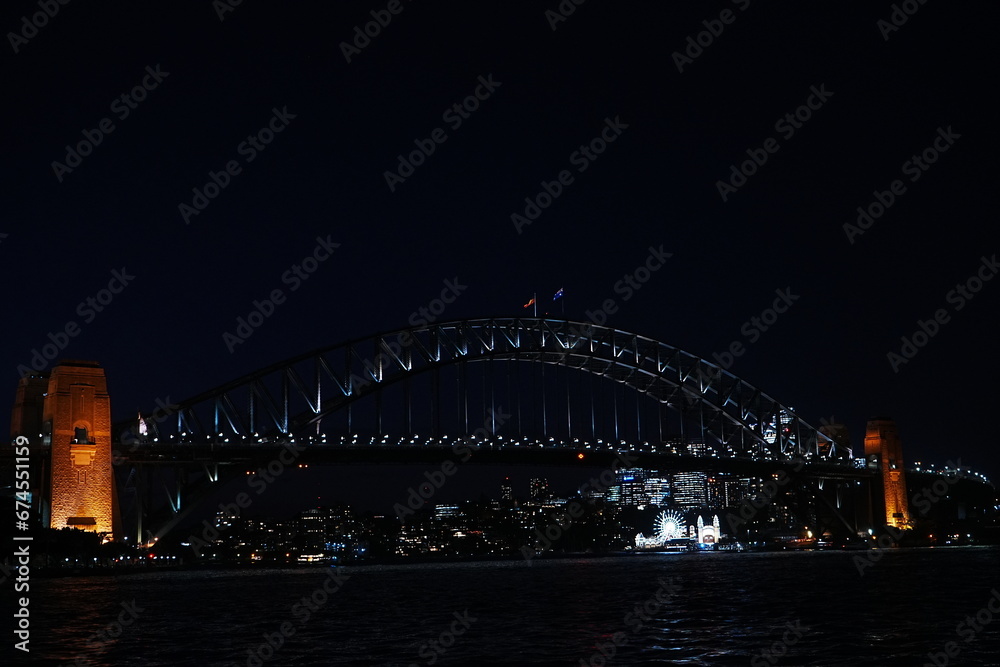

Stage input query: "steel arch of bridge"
[{"left": 135, "top": 318, "right": 845, "bottom": 463}]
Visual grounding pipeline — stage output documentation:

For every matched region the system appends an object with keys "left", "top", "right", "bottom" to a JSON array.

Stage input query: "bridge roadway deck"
[{"left": 104, "top": 442, "right": 871, "bottom": 480}]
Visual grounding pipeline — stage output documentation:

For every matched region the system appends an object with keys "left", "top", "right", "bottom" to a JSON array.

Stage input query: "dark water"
[{"left": 18, "top": 547, "right": 1000, "bottom": 666}]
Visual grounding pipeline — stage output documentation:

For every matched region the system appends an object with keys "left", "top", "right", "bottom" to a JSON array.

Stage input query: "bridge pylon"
[
  {"left": 864, "top": 417, "right": 912, "bottom": 530},
  {"left": 11, "top": 361, "right": 119, "bottom": 541}
]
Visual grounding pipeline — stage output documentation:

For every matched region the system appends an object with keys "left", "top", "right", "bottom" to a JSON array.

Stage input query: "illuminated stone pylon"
[
  {"left": 864, "top": 418, "right": 912, "bottom": 530},
  {"left": 44, "top": 361, "right": 114, "bottom": 539}
]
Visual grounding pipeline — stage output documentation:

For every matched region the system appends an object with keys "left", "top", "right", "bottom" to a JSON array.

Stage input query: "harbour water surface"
[{"left": 25, "top": 546, "right": 1000, "bottom": 666}]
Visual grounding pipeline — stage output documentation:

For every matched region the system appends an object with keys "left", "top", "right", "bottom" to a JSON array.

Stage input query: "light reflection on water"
[{"left": 23, "top": 547, "right": 1000, "bottom": 666}]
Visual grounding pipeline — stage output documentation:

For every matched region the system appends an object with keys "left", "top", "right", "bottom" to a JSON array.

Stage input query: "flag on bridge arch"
[
  {"left": 523, "top": 297, "right": 536, "bottom": 308},
  {"left": 553, "top": 288, "right": 564, "bottom": 301}
]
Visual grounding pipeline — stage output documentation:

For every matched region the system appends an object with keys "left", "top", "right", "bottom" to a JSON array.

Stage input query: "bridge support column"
[
  {"left": 44, "top": 361, "right": 116, "bottom": 541},
  {"left": 864, "top": 418, "right": 912, "bottom": 530}
]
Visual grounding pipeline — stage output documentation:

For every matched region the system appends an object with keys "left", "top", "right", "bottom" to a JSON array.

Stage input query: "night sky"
[{"left": 4, "top": 2, "right": 999, "bottom": 514}]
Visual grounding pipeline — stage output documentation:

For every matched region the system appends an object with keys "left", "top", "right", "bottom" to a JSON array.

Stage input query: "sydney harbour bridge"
[{"left": 10, "top": 317, "right": 979, "bottom": 547}]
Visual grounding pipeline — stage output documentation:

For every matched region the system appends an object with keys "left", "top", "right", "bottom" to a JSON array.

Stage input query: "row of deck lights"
[{"left": 148, "top": 432, "right": 801, "bottom": 461}]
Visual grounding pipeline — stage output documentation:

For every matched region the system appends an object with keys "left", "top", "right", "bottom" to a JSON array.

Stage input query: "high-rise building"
[
  {"left": 706, "top": 475, "right": 725, "bottom": 509},
  {"left": 500, "top": 477, "right": 513, "bottom": 502},
  {"left": 706, "top": 473, "right": 749, "bottom": 509},
  {"left": 618, "top": 468, "right": 649, "bottom": 507},
  {"left": 731, "top": 477, "right": 754, "bottom": 507},
  {"left": 603, "top": 485, "right": 620, "bottom": 503},
  {"left": 434, "top": 504, "right": 461, "bottom": 520},
  {"left": 643, "top": 473, "right": 670, "bottom": 507},
  {"left": 686, "top": 441, "right": 708, "bottom": 457},
  {"left": 671, "top": 471, "right": 707, "bottom": 508},
  {"left": 529, "top": 478, "right": 550, "bottom": 502}
]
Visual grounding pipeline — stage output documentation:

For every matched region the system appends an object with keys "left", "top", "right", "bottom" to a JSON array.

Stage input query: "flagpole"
[
  {"left": 533, "top": 292, "right": 537, "bottom": 317},
  {"left": 552, "top": 288, "right": 565, "bottom": 317}
]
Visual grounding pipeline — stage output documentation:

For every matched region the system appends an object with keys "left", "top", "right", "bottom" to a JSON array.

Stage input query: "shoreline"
[{"left": 32, "top": 543, "right": 1000, "bottom": 578}]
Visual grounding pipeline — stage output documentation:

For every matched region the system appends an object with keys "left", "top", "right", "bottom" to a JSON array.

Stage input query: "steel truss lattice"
[{"left": 124, "top": 318, "right": 846, "bottom": 463}]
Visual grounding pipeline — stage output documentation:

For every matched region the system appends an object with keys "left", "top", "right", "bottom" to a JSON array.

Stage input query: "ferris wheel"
[{"left": 655, "top": 510, "right": 686, "bottom": 541}]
